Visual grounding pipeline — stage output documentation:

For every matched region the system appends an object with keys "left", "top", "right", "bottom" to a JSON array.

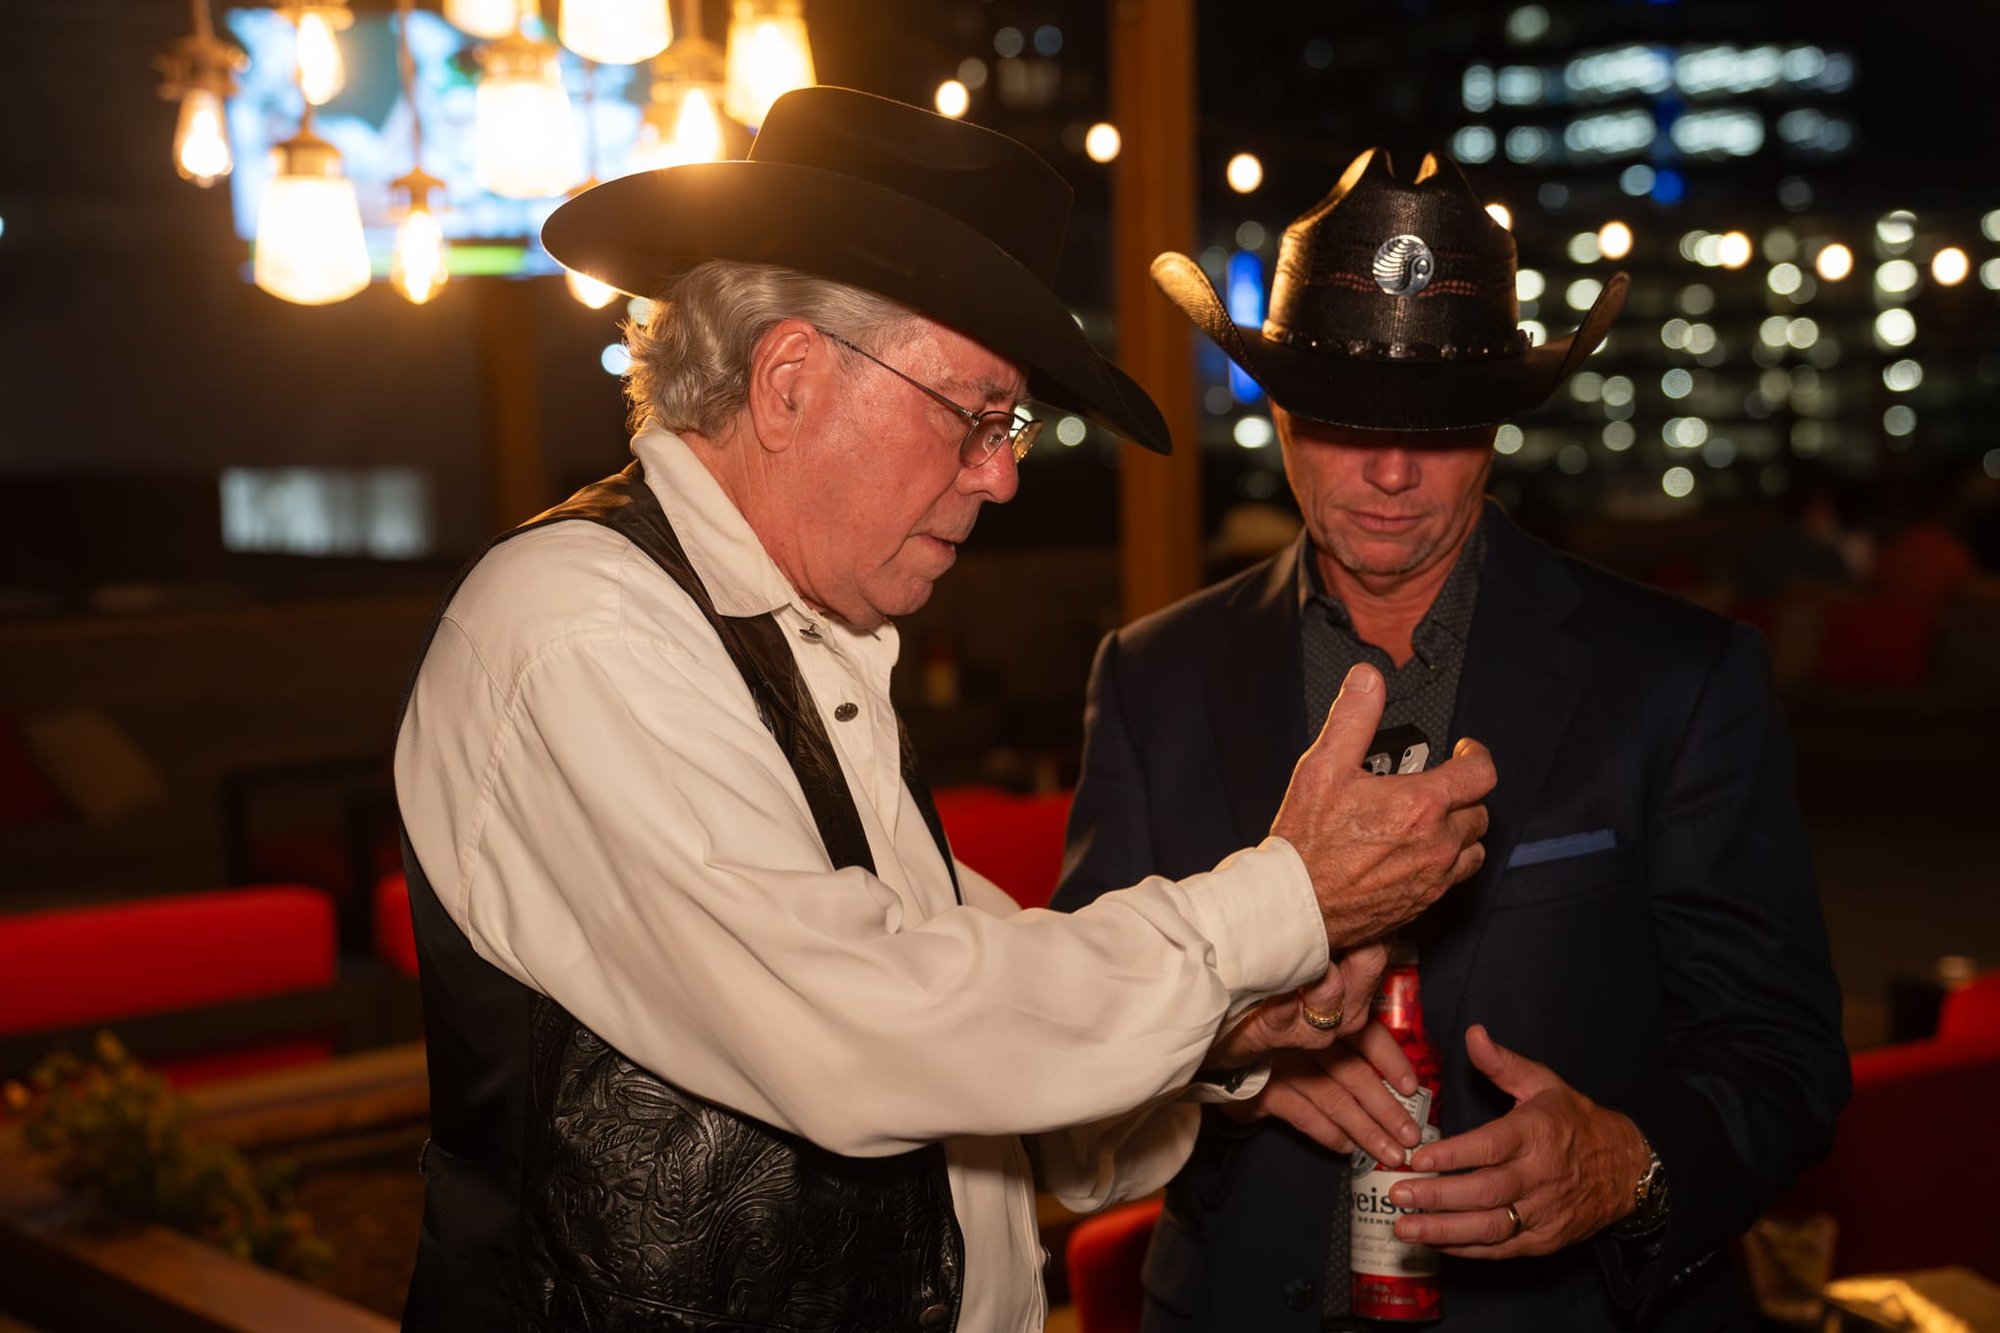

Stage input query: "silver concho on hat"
[{"left": 1372, "top": 234, "right": 1436, "bottom": 296}]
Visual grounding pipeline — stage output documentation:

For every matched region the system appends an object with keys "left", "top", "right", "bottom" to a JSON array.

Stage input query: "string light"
[
  {"left": 724, "top": 0, "right": 815, "bottom": 128},
  {"left": 390, "top": 0, "right": 449, "bottom": 304},
  {"left": 564, "top": 56, "right": 621, "bottom": 309},
  {"left": 1084, "top": 122, "right": 1121, "bottom": 163},
  {"left": 444, "top": 0, "right": 519, "bottom": 39},
  {"left": 560, "top": 0, "right": 672, "bottom": 66},
  {"left": 282, "top": 2, "right": 353, "bottom": 107},
  {"left": 253, "top": 107, "right": 371, "bottom": 304},
  {"left": 634, "top": 3, "right": 730, "bottom": 171},
  {"left": 474, "top": 0, "right": 581, "bottom": 199},
  {"left": 155, "top": 0, "right": 247, "bottom": 187},
  {"left": 1225, "top": 153, "right": 1263, "bottom": 194}
]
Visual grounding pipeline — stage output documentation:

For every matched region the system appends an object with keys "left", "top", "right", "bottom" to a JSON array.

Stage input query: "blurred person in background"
[
  {"left": 1055, "top": 148, "right": 1848, "bottom": 1332},
  {"left": 1733, "top": 462, "right": 1868, "bottom": 605},
  {"left": 1873, "top": 468, "right": 1977, "bottom": 607}
]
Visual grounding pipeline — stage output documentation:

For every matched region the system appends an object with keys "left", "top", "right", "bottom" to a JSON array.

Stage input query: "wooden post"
[
  {"left": 1109, "top": 0, "right": 1202, "bottom": 624},
  {"left": 477, "top": 278, "right": 547, "bottom": 529}
]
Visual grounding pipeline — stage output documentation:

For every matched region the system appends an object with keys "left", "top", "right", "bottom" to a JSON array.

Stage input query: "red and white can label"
[{"left": 1350, "top": 1162, "right": 1442, "bottom": 1322}]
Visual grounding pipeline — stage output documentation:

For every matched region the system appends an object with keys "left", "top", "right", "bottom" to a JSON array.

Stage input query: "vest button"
[
  {"left": 918, "top": 1302, "right": 950, "bottom": 1328},
  {"left": 834, "top": 702, "right": 859, "bottom": 722},
  {"left": 1282, "top": 1276, "right": 1315, "bottom": 1311}
]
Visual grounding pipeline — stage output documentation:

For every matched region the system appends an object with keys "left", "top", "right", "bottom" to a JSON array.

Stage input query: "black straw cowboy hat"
[
  {"left": 1153, "top": 148, "right": 1628, "bottom": 432},
  {"left": 543, "top": 86, "right": 1171, "bottom": 453}
]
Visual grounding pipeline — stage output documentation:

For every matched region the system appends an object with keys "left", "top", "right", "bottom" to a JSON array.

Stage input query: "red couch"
[
  {"left": 1066, "top": 1196, "right": 1164, "bottom": 1333},
  {"left": 0, "top": 884, "right": 339, "bottom": 1085},
  {"left": 1774, "top": 973, "right": 2000, "bottom": 1276},
  {"left": 931, "top": 785, "right": 1073, "bottom": 910}
]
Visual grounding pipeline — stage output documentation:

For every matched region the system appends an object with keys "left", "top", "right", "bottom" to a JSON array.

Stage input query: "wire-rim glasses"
[{"left": 820, "top": 330, "right": 1042, "bottom": 468}]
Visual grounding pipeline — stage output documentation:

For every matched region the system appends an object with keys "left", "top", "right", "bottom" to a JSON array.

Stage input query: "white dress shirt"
[{"left": 395, "top": 427, "right": 1328, "bottom": 1332}]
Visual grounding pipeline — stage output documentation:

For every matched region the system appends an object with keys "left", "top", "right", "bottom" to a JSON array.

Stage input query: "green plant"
[{"left": 3, "top": 1031, "right": 332, "bottom": 1279}]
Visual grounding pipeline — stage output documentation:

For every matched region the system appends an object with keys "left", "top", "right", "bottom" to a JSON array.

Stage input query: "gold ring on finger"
[
  {"left": 1299, "top": 995, "right": 1344, "bottom": 1031},
  {"left": 1504, "top": 1203, "right": 1524, "bottom": 1239}
]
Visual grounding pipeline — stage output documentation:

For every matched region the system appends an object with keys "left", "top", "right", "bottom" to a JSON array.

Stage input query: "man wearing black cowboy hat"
[
  {"left": 393, "top": 91, "right": 1499, "bottom": 1333},
  {"left": 1054, "top": 149, "right": 1848, "bottom": 1330}
]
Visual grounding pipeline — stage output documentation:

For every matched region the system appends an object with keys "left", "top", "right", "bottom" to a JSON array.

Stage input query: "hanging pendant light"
[
  {"left": 391, "top": 0, "right": 449, "bottom": 304},
  {"left": 155, "top": 0, "right": 247, "bottom": 187},
  {"left": 280, "top": 2, "right": 353, "bottom": 107},
  {"left": 560, "top": 57, "right": 619, "bottom": 308},
  {"left": 445, "top": 0, "right": 519, "bottom": 40},
  {"left": 475, "top": 1, "right": 581, "bottom": 199},
  {"left": 254, "top": 110, "right": 371, "bottom": 304},
  {"left": 633, "top": 1, "right": 728, "bottom": 172},
  {"left": 392, "top": 178, "right": 450, "bottom": 304},
  {"left": 723, "top": 0, "right": 814, "bottom": 129},
  {"left": 560, "top": 0, "right": 672, "bottom": 66}
]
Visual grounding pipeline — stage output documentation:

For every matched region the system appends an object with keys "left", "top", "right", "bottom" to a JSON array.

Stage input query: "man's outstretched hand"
[{"left": 1273, "top": 664, "right": 1496, "bottom": 952}]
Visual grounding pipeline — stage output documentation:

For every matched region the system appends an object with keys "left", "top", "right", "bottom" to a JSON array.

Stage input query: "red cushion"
[
  {"left": 0, "top": 885, "right": 336, "bottom": 1034},
  {"left": 1066, "top": 1197, "right": 1163, "bottom": 1333},
  {"left": 1938, "top": 971, "right": 2000, "bottom": 1044},
  {"left": 933, "top": 785, "right": 1073, "bottom": 910},
  {"left": 374, "top": 871, "right": 420, "bottom": 979}
]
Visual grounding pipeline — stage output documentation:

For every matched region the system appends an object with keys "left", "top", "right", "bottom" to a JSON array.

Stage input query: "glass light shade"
[
  {"left": 724, "top": 0, "right": 814, "bottom": 128},
  {"left": 293, "top": 7, "right": 348, "bottom": 106},
  {"left": 634, "top": 82, "right": 726, "bottom": 170},
  {"left": 444, "top": 0, "right": 519, "bottom": 39},
  {"left": 566, "top": 269, "right": 619, "bottom": 308},
  {"left": 392, "top": 204, "right": 450, "bottom": 304},
  {"left": 174, "top": 87, "right": 233, "bottom": 186},
  {"left": 560, "top": 0, "right": 672, "bottom": 65},
  {"left": 254, "top": 129, "right": 370, "bottom": 305},
  {"left": 474, "top": 35, "right": 582, "bottom": 199}
]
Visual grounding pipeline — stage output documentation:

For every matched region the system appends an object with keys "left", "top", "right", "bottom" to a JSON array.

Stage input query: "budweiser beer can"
[
  {"left": 1351, "top": 945, "right": 1442, "bottom": 1323},
  {"left": 1349, "top": 1126, "right": 1443, "bottom": 1322}
]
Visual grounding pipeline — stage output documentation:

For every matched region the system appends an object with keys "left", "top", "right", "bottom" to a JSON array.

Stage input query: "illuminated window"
[{"left": 219, "top": 467, "right": 432, "bottom": 559}]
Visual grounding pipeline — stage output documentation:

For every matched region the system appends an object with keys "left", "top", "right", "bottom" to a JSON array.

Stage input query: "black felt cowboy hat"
[
  {"left": 543, "top": 86, "right": 1171, "bottom": 453},
  {"left": 1153, "top": 148, "right": 1628, "bottom": 432}
]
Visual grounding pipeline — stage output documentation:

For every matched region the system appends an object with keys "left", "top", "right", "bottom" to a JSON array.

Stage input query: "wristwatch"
[{"left": 1611, "top": 1136, "right": 1670, "bottom": 1238}]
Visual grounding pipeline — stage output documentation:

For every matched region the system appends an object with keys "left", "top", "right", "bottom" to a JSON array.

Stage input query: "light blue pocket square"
[{"left": 1507, "top": 828, "right": 1617, "bottom": 869}]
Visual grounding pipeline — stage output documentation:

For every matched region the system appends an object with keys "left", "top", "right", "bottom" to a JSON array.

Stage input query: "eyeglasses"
[{"left": 820, "top": 330, "right": 1042, "bottom": 468}]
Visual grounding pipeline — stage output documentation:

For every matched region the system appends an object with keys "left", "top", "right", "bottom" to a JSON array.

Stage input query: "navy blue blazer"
[{"left": 1052, "top": 508, "right": 1849, "bottom": 1332}]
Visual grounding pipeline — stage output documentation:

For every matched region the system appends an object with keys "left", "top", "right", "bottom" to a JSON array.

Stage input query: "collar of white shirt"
[{"left": 630, "top": 426, "right": 804, "bottom": 621}]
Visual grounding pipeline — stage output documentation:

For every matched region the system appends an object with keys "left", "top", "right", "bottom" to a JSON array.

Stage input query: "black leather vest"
[{"left": 397, "top": 464, "right": 966, "bottom": 1333}]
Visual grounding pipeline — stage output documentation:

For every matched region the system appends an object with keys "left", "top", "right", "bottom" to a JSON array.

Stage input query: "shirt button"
[
  {"left": 834, "top": 702, "right": 859, "bottom": 722},
  {"left": 1282, "top": 1276, "right": 1315, "bottom": 1311}
]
